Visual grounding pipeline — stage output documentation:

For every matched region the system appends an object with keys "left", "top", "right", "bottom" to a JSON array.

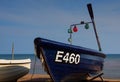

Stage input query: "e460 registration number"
[{"left": 55, "top": 51, "right": 80, "bottom": 64}]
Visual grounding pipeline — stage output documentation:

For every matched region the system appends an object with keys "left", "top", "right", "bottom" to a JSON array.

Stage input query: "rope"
[{"left": 30, "top": 54, "right": 37, "bottom": 80}]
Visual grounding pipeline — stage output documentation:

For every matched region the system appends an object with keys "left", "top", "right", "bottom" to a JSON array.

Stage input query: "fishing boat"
[
  {"left": 0, "top": 43, "right": 31, "bottom": 82},
  {"left": 34, "top": 3, "right": 106, "bottom": 82},
  {"left": 0, "top": 59, "right": 31, "bottom": 82}
]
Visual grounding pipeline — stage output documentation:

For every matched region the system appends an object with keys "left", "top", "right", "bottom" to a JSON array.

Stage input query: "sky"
[{"left": 0, "top": 0, "right": 120, "bottom": 54}]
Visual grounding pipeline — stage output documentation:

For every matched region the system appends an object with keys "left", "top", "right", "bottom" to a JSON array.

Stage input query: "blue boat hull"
[{"left": 34, "top": 37, "right": 106, "bottom": 82}]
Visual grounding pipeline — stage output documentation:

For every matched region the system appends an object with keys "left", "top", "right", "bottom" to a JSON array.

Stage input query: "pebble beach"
[
  {"left": 17, "top": 74, "right": 120, "bottom": 82},
  {"left": 17, "top": 74, "right": 51, "bottom": 82}
]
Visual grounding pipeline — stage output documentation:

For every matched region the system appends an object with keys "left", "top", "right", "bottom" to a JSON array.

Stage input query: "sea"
[{"left": 0, "top": 54, "right": 120, "bottom": 79}]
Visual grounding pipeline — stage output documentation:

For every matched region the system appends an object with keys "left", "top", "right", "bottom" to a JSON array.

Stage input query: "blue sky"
[{"left": 0, "top": 0, "right": 120, "bottom": 54}]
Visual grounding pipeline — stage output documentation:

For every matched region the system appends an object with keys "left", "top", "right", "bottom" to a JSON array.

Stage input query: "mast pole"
[
  {"left": 87, "top": 3, "right": 102, "bottom": 51},
  {"left": 12, "top": 42, "right": 14, "bottom": 60}
]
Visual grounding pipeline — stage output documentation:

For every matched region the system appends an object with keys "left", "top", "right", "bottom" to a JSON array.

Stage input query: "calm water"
[
  {"left": 103, "top": 54, "right": 120, "bottom": 79},
  {"left": 0, "top": 54, "right": 120, "bottom": 79}
]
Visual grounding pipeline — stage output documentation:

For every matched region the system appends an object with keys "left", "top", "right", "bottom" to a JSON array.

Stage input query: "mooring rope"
[{"left": 30, "top": 54, "right": 37, "bottom": 80}]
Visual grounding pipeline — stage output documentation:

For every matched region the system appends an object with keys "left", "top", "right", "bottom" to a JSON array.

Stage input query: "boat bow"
[{"left": 34, "top": 37, "right": 106, "bottom": 82}]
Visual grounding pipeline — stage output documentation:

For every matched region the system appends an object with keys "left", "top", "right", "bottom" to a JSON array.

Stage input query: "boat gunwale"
[
  {"left": 0, "top": 59, "right": 31, "bottom": 65},
  {"left": 0, "top": 62, "right": 31, "bottom": 65},
  {"left": 34, "top": 37, "right": 106, "bottom": 58}
]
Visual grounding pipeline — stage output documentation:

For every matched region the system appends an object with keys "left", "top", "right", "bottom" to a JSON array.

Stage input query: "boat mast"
[
  {"left": 12, "top": 42, "right": 14, "bottom": 60},
  {"left": 68, "top": 3, "right": 102, "bottom": 51},
  {"left": 87, "top": 3, "right": 102, "bottom": 51}
]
